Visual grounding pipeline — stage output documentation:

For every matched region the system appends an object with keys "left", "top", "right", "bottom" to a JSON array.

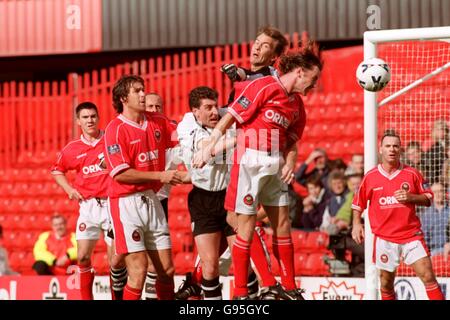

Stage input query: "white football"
[{"left": 356, "top": 58, "right": 391, "bottom": 92}]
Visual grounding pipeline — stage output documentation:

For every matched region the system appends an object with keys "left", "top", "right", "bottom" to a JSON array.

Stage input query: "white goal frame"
[{"left": 363, "top": 26, "right": 450, "bottom": 300}]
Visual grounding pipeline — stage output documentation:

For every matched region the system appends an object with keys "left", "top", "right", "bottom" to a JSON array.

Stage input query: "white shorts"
[
  {"left": 224, "top": 149, "right": 289, "bottom": 215},
  {"left": 108, "top": 190, "right": 171, "bottom": 254},
  {"left": 373, "top": 236, "right": 429, "bottom": 272},
  {"left": 76, "top": 198, "right": 112, "bottom": 246}
]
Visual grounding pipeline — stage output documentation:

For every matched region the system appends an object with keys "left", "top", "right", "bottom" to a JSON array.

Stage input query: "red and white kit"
[
  {"left": 104, "top": 112, "right": 177, "bottom": 254},
  {"left": 225, "top": 76, "right": 306, "bottom": 214},
  {"left": 51, "top": 132, "right": 111, "bottom": 244},
  {"left": 352, "top": 164, "right": 433, "bottom": 271}
]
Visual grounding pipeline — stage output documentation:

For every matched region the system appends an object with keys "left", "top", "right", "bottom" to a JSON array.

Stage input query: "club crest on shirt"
[
  {"left": 154, "top": 129, "right": 161, "bottom": 142},
  {"left": 401, "top": 182, "right": 410, "bottom": 192},
  {"left": 107, "top": 144, "right": 120, "bottom": 155},
  {"left": 243, "top": 194, "right": 254, "bottom": 206},
  {"left": 78, "top": 223, "right": 86, "bottom": 232},
  {"left": 237, "top": 96, "right": 251, "bottom": 109},
  {"left": 132, "top": 230, "right": 141, "bottom": 242}
]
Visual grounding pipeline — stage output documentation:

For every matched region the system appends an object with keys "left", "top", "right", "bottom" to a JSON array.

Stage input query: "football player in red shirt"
[
  {"left": 51, "top": 102, "right": 115, "bottom": 299},
  {"left": 193, "top": 44, "right": 322, "bottom": 299},
  {"left": 104, "top": 75, "right": 183, "bottom": 300},
  {"left": 352, "top": 131, "right": 444, "bottom": 300}
]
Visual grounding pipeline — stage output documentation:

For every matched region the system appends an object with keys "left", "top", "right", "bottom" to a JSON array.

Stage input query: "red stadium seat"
[
  {"left": 430, "top": 254, "right": 450, "bottom": 277},
  {"left": 174, "top": 252, "right": 195, "bottom": 275},
  {"left": 170, "top": 230, "right": 194, "bottom": 255},
  {"left": 34, "top": 214, "right": 52, "bottom": 230},
  {"left": 397, "top": 261, "right": 414, "bottom": 276},
  {"left": 169, "top": 196, "right": 188, "bottom": 213},
  {"left": 92, "top": 252, "right": 109, "bottom": 275},
  {"left": 168, "top": 212, "right": 191, "bottom": 230},
  {"left": 305, "top": 253, "right": 331, "bottom": 276},
  {"left": 291, "top": 230, "right": 309, "bottom": 252},
  {"left": 293, "top": 253, "right": 309, "bottom": 276},
  {"left": 304, "top": 231, "right": 329, "bottom": 252},
  {"left": 66, "top": 214, "right": 78, "bottom": 231}
]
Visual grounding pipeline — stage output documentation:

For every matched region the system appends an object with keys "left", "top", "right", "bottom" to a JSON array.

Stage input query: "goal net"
[{"left": 364, "top": 27, "right": 450, "bottom": 300}]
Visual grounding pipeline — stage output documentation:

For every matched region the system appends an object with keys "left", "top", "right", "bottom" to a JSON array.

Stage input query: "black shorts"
[{"left": 188, "top": 186, "right": 235, "bottom": 237}]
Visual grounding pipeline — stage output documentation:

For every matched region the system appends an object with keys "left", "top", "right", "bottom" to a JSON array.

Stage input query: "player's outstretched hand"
[
  {"left": 160, "top": 170, "right": 183, "bottom": 185},
  {"left": 280, "top": 164, "right": 295, "bottom": 184},
  {"left": 67, "top": 188, "right": 84, "bottom": 201},
  {"left": 393, "top": 189, "right": 411, "bottom": 203},
  {"left": 352, "top": 223, "right": 365, "bottom": 244}
]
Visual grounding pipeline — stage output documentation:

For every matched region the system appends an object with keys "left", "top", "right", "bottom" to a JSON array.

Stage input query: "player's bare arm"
[
  {"left": 280, "top": 143, "right": 297, "bottom": 184},
  {"left": 114, "top": 168, "right": 183, "bottom": 185},
  {"left": 198, "top": 135, "right": 236, "bottom": 158},
  {"left": 193, "top": 113, "right": 236, "bottom": 168},
  {"left": 351, "top": 209, "right": 365, "bottom": 244},
  {"left": 52, "top": 174, "right": 84, "bottom": 201},
  {"left": 393, "top": 189, "right": 431, "bottom": 206}
]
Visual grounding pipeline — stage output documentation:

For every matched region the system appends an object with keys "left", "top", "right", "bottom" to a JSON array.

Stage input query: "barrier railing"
[{"left": 0, "top": 32, "right": 304, "bottom": 167}]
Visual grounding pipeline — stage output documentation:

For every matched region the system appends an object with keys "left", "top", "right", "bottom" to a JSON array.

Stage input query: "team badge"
[
  {"left": 154, "top": 129, "right": 161, "bottom": 142},
  {"left": 132, "top": 230, "right": 141, "bottom": 242},
  {"left": 380, "top": 254, "right": 389, "bottom": 263},
  {"left": 401, "top": 182, "right": 410, "bottom": 192},
  {"left": 79, "top": 223, "right": 86, "bottom": 232},
  {"left": 107, "top": 144, "right": 120, "bottom": 155},
  {"left": 243, "top": 194, "right": 254, "bottom": 206},
  {"left": 237, "top": 96, "right": 251, "bottom": 109}
]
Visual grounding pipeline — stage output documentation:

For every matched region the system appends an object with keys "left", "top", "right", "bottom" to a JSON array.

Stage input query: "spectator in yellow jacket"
[{"left": 32, "top": 215, "right": 77, "bottom": 275}]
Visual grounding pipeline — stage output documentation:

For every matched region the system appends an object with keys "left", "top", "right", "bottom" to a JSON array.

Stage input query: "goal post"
[{"left": 363, "top": 26, "right": 450, "bottom": 300}]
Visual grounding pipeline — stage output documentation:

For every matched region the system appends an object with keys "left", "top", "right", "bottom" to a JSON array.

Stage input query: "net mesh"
[{"left": 377, "top": 40, "right": 450, "bottom": 278}]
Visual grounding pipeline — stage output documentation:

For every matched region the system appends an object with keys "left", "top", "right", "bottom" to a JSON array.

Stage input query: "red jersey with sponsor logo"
[
  {"left": 104, "top": 112, "right": 177, "bottom": 198},
  {"left": 352, "top": 164, "right": 433, "bottom": 243},
  {"left": 51, "top": 132, "right": 109, "bottom": 199},
  {"left": 228, "top": 76, "right": 306, "bottom": 153}
]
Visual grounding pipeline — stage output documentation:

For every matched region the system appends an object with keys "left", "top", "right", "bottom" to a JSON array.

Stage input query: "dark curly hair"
[
  {"left": 112, "top": 75, "right": 145, "bottom": 113},
  {"left": 189, "top": 86, "right": 218, "bottom": 110}
]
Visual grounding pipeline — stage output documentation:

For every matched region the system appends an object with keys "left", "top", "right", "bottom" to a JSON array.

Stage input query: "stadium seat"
[
  {"left": 34, "top": 214, "right": 52, "bottom": 230},
  {"left": 304, "top": 253, "right": 331, "bottom": 276},
  {"left": 430, "top": 254, "right": 450, "bottom": 277},
  {"left": 293, "top": 253, "right": 309, "bottom": 276},
  {"left": 291, "top": 230, "right": 309, "bottom": 252},
  {"left": 93, "top": 235, "right": 108, "bottom": 252},
  {"left": 170, "top": 230, "right": 194, "bottom": 254},
  {"left": 174, "top": 252, "right": 195, "bottom": 275},
  {"left": 66, "top": 214, "right": 78, "bottom": 230},
  {"left": 3, "top": 230, "right": 20, "bottom": 250},
  {"left": 92, "top": 252, "right": 109, "bottom": 275},
  {"left": 349, "top": 140, "right": 364, "bottom": 154},
  {"left": 304, "top": 231, "right": 329, "bottom": 253},
  {"left": 168, "top": 212, "right": 191, "bottom": 230},
  {"left": 342, "top": 122, "right": 363, "bottom": 139},
  {"left": 397, "top": 262, "right": 414, "bottom": 276},
  {"left": 170, "top": 200, "right": 188, "bottom": 214}
]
